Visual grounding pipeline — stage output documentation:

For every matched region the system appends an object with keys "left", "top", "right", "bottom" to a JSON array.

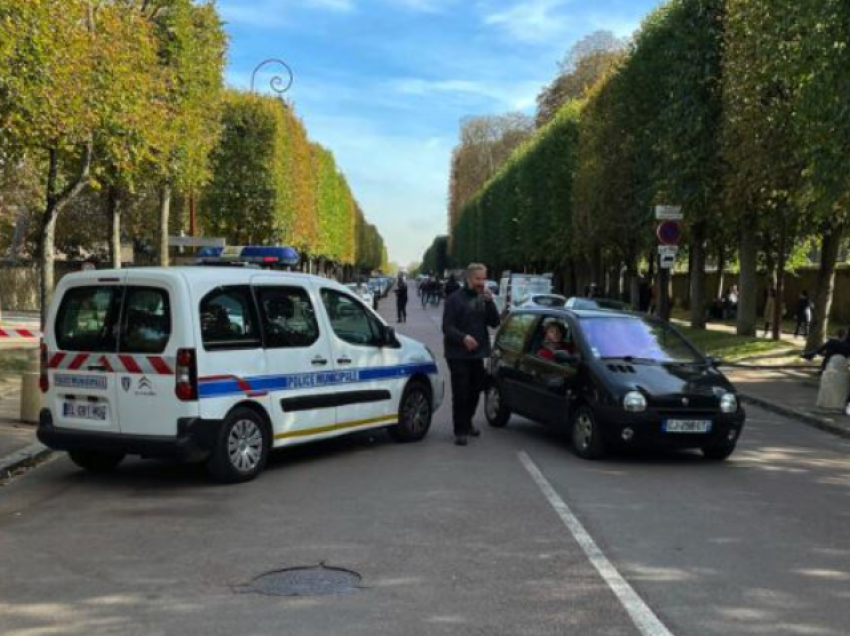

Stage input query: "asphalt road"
[{"left": 1, "top": 294, "right": 849, "bottom": 636}]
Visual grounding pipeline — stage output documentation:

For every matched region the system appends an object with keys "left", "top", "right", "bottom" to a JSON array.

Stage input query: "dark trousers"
[
  {"left": 447, "top": 358, "right": 486, "bottom": 436},
  {"left": 397, "top": 301, "right": 407, "bottom": 322}
]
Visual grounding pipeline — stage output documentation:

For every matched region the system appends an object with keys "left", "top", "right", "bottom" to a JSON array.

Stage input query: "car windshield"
[
  {"left": 580, "top": 316, "right": 702, "bottom": 364},
  {"left": 532, "top": 295, "right": 565, "bottom": 307}
]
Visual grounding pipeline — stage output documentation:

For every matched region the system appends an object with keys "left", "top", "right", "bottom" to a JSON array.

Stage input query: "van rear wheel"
[
  {"left": 389, "top": 382, "right": 432, "bottom": 443},
  {"left": 207, "top": 408, "right": 270, "bottom": 484},
  {"left": 68, "top": 449, "right": 125, "bottom": 473}
]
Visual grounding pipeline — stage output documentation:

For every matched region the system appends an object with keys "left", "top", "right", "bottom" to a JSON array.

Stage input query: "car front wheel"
[
  {"left": 571, "top": 405, "right": 607, "bottom": 460},
  {"left": 484, "top": 383, "right": 511, "bottom": 428},
  {"left": 701, "top": 442, "right": 737, "bottom": 461}
]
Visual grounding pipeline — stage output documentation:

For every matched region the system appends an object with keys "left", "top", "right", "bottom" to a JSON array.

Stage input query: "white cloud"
[
  {"left": 482, "top": 0, "right": 576, "bottom": 44},
  {"left": 218, "top": 0, "right": 353, "bottom": 28},
  {"left": 391, "top": 77, "right": 541, "bottom": 112}
]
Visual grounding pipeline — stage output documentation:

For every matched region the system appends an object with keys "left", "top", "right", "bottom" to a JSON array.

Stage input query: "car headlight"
[
  {"left": 720, "top": 392, "right": 738, "bottom": 413},
  {"left": 623, "top": 391, "right": 647, "bottom": 413}
]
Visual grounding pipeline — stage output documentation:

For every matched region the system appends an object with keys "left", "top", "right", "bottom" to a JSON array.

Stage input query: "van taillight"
[
  {"left": 175, "top": 348, "right": 197, "bottom": 401},
  {"left": 39, "top": 341, "right": 49, "bottom": 393}
]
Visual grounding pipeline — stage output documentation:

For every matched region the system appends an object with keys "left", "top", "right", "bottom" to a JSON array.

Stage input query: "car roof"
[
  {"left": 60, "top": 266, "right": 351, "bottom": 294},
  {"left": 511, "top": 307, "right": 645, "bottom": 320}
]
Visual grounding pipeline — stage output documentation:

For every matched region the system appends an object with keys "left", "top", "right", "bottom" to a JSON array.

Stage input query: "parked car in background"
[
  {"left": 520, "top": 293, "right": 567, "bottom": 309},
  {"left": 565, "top": 296, "right": 632, "bottom": 312},
  {"left": 346, "top": 283, "right": 375, "bottom": 308},
  {"left": 495, "top": 273, "right": 553, "bottom": 314},
  {"left": 485, "top": 307, "right": 745, "bottom": 461}
]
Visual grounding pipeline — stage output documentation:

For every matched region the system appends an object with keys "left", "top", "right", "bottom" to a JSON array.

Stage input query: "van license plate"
[
  {"left": 663, "top": 419, "right": 712, "bottom": 433},
  {"left": 63, "top": 402, "right": 108, "bottom": 421}
]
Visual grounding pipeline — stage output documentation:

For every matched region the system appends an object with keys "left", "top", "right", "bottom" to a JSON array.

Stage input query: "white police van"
[{"left": 38, "top": 267, "right": 443, "bottom": 482}]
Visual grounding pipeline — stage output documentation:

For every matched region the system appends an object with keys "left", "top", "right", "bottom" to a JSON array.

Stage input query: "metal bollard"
[
  {"left": 816, "top": 354, "right": 850, "bottom": 411},
  {"left": 19, "top": 347, "right": 41, "bottom": 424}
]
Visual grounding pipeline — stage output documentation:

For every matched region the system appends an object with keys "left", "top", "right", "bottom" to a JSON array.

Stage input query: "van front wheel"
[
  {"left": 68, "top": 449, "right": 125, "bottom": 473},
  {"left": 389, "top": 382, "right": 432, "bottom": 443},
  {"left": 207, "top": 409, "right": 270, "bottom": 484}
]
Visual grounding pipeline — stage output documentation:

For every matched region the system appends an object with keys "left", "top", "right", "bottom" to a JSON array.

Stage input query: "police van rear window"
[
  {"left": 120, "top": 287, "right": 171, "bottom": 354},
  {"left": 55, "top": 286, "right": 121, "bottom": 352}
]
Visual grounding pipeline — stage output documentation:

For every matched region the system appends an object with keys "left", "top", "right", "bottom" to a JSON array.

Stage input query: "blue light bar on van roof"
[{"left": 196, "top": 245, "right": 300, "bottom": 266}]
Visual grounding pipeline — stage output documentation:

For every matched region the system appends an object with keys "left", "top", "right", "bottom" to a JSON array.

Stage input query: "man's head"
[{"left": 466, "top": 263, "right": 487, "bottom": 293}]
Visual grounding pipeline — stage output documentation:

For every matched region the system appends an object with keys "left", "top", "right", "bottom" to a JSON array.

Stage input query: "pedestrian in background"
[
  {"left": 763, "top": 287, "right": 779, "bottom": 337},
  {"left": 444, "top": 274, "right": 460, "bottom": 298},
  {"left": 395, "top": 275, "right": 408, "bottom": 323},
  {"left": 794, "top": 290, "right": 813, "bottom": 338},
  {"left": 442, "top": 263, "right": 500, "bottom": 446}
]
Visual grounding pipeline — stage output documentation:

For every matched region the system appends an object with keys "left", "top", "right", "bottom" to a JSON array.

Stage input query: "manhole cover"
[{"left": 238, "top": 565, "right": 362, "bottom": 597}]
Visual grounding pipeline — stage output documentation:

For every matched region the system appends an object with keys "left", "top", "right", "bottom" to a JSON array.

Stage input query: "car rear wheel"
[
  {"left": 701, "top": 442, "right": 737, "bottom": 461},
  {"left": 68, "top": 449, "right": 125, "bottom": 473},
  {"left": 484, "top": 383, "right": 511, "bottom": 428},
  {"left": 389, "top": 382, "right": 432, "bottom": 443},
  {"left": 570, "top": 405, "right": 606, "bottom": 460},
  {"left": 207, "top": 408, "right": 270, "bottom": 484}
]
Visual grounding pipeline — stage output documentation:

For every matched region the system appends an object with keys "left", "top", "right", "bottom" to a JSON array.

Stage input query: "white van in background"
[{"left": 38, "top": 268, "right": 443, "bottom": 483}]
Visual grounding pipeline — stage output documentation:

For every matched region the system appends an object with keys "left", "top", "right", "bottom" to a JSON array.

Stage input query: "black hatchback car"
[{"left": 485, "top": 308, "right": 745, "bottom": 460}]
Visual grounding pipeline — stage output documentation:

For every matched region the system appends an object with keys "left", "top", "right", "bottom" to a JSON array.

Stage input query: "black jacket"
[{"left": 442, "top": 286, "right": 501, "bottom": 359}]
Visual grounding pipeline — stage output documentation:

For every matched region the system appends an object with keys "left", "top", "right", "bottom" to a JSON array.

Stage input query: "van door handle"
[
  {"left": 87, "top": 364, "right": 107, "bottom": 372},
  {"left": 311, "top": 357, "right": 328, "bottom": 366},
  {"left": 337, "top": 357, "right": 352, "bottom": 365}
]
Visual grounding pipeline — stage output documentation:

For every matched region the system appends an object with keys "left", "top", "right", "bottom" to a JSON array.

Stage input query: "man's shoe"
[
  {"left": 469, "top": 427, "right": 481, "bottom": 437},
  {"left": 454, "top": 435, "right": 468, "bottom": 446}
]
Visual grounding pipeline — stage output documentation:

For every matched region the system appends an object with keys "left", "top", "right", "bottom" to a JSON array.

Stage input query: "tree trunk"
[
  {"left": 716, "top": 245, "right": 726, "bottom": 301},
  {"left": 108, "top": 186, "right": 122, "bottom": 269},
  {"left": 159, "top": 182, "right": 172, "bottom": 267},
  {"left": 772, "top": 215, "right": 788, "bottom": 341},
  {"left": 39, "top": 144, "right": 93, "bottom": 327},
  {"left": 689, "top": 224, "right": 707, "bottom": 329},
  {"left": 806, "top": 223, "right": 844, "bottom": 351},
  {"left": 736, "top": 225, "right": 758, "bottom": 336}
]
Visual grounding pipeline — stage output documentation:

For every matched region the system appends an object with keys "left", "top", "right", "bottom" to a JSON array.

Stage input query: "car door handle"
[
  {"left": 311, "top": 357, "right": 329, "bottom": 366},
  {"left": 337, "top": 357, "right": 353, "bottom": 365}
]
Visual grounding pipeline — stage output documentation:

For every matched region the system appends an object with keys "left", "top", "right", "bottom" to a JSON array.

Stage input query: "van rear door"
[
  {"left": 49, "top": 278, "right": 125, "bottom": 434},
  {"left": 115, "top": 274, "right": 187, "bottom": 437}
]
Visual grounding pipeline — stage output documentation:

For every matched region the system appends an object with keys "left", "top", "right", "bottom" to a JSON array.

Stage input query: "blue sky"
[{"left": 218, "top": 0, "right": 660, "bottom": 265}]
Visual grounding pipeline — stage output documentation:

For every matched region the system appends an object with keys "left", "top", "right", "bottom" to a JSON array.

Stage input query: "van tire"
[
  {"left": 68, "top": 449, "right": 125, "bottom": 473},
  {"left": 207, "top": 408, "right": 270, "bottom": 484},
  {"left": 389, "top": 381, "right": 432, "bottom": 443}
]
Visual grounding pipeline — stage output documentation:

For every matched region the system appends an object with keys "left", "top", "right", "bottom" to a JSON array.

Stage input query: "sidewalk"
[{"left": 0, "top": 372, "right": 50, "bottom": 480}]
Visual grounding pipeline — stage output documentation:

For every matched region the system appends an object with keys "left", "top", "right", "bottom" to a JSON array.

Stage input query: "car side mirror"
[
  {"left": 706, "top": 356, "right": 722, "bottom": 367},
  {"left": 554, "top": 350, "right": 579, "bottom": 365}
]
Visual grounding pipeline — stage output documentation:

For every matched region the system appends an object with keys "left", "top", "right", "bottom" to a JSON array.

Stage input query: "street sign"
[
  {"left": 656, "top": 220, "right": 683, "bottom": 246},
  {"left": 658, "top": 245, "right": 678, "bottom": 269},
  {"left": 655, "top": 205, "right": 683, "bottom": 221}
]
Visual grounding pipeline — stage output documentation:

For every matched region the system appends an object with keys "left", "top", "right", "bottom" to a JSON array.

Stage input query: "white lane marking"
[{"left": 519, "top": 451, "right": 674, "bottom": 636}]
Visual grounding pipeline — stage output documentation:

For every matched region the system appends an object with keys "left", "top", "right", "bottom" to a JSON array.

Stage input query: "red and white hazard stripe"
[
  {"left": 48, "top": 352, "right": 174, "bottom": 375},
  {"left": 0, "top": 328, "right": 42, "bottom": 339}
]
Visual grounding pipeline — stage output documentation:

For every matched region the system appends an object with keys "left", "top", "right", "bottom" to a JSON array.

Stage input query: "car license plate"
[
  {"left": 663, "top": 419, "right": 712, "bottom": 433},
  {"left": 63, "top": 402, "right": 108, "bottom": 422}
]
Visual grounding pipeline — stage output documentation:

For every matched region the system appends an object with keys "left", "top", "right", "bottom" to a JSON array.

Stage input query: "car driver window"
[
  {"left": 535, "top": 319, "right": 573, "bottom": 362},
  {"left": 320, "top": 288, "right": 382, "bottom": 346}
]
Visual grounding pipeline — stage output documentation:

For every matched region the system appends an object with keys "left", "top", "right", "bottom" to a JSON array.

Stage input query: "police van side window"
[
  {"left": 120, "top": 287, "right": 171, "bottom": 354},
  {"left": 496, "top": 313, "right": 537, "bottom": 352},
  {"left": 256, "top": 286, "right": 320, "bottom": 348},
  {"left": 320, "top": 289, "right": 382, "bottom": 346},
  {"left": 55, "top": 286, "right": 121, "bottom": 352},
  {"left": 200, "top": 286, "right": 261, "bottom": 350}
]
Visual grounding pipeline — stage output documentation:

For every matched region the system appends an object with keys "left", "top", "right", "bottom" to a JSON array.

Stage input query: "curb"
[
  {"left": 0, "top": 443, "right": 53, "bottom": 479},
  {"left": 739, "top": 394, "right": 850, "bottom": 440}
]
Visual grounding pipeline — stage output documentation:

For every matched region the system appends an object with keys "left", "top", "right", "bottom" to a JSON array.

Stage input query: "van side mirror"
[{"left": 382, "top": 325, "right": 399, "bottom": 347}]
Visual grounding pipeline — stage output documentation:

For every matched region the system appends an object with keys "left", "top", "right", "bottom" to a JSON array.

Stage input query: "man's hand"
[
  {"left": 481, "top": 288, "right": 494, "bottom": 303},
  {"left": 463, "top": 335, "right": 479, "bottom": 351}
]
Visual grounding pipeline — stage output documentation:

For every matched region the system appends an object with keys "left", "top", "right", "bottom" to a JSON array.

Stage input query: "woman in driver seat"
[{"left": 537, "top": 322, "right": 574, "bottom": 360}]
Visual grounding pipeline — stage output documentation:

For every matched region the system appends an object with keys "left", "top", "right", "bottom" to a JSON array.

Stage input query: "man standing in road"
[{"left": 442, "top": 263, "right": 501, "bottom": 446}]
